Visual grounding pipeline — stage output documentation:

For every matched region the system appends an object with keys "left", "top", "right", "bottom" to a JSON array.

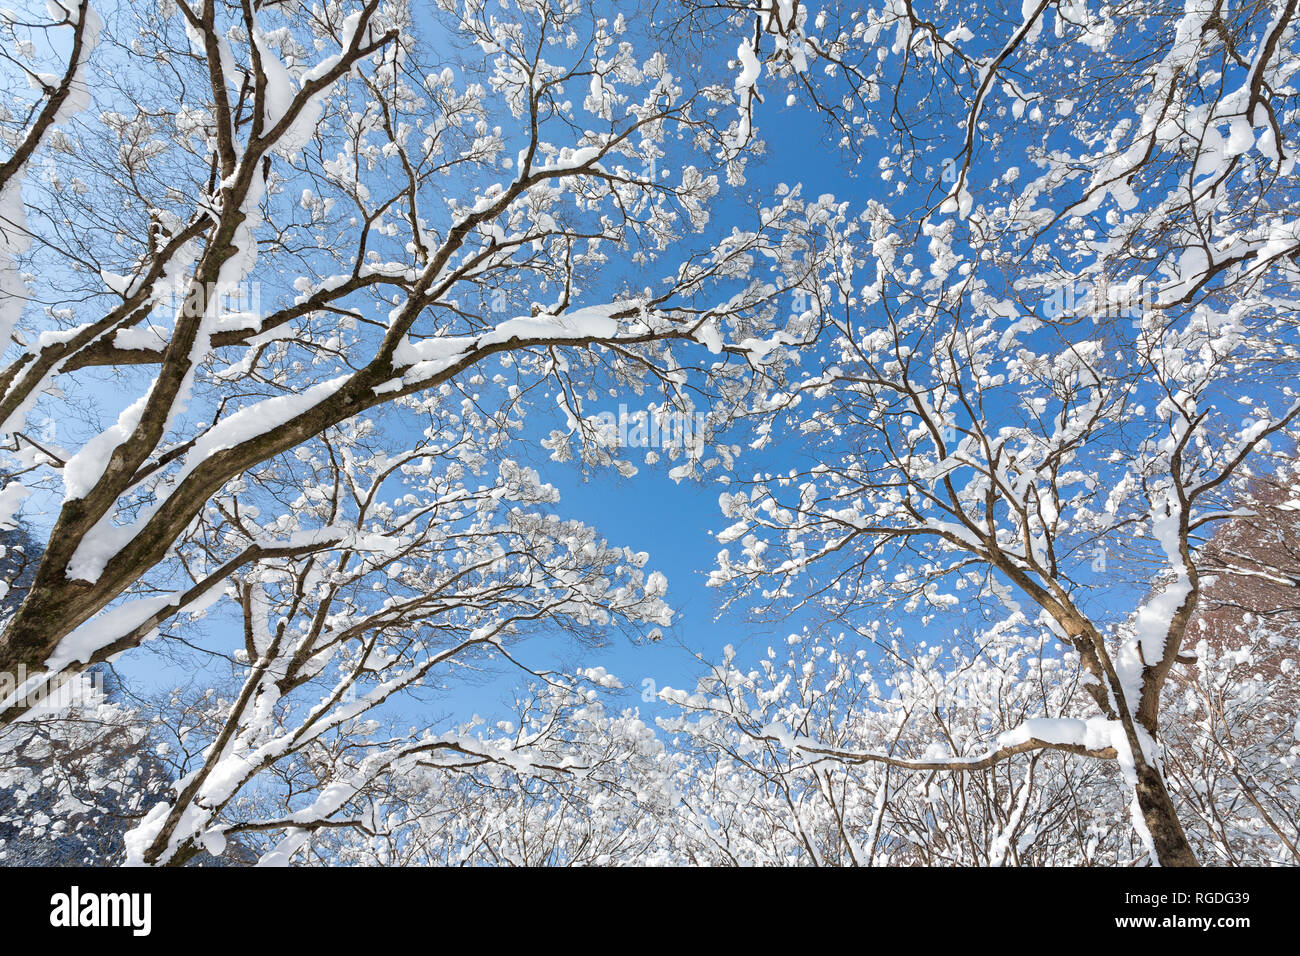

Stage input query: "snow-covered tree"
[
  {"left": 304, "top": 680, "right": 677, "bottom": 866},
  {"left": 119, "top": 418, "right": 676, "bottom": 865},
  {"left": 2, "top": 0, "right": 1297, "bottom": 869},
  {"left": 0, "top": 667, "right": 172, "bottom": 865},
  {"left": 695, "top": 0, "right": 1300, "bottom": 866},
  {"left": 1161, "top": 476, "right": 1300, "bottom": 864},
  {"left": 0, "top": 0, "right": 836, "bottom": 721},
  {"left": 0, "top": 0, "right": 851, "bottom": 864},
  {"left": 657, "top": 624, "right": 1143, "bottom": 866},
  {"left": 0, "top": 0, "right": 100, "bottom": 354}
]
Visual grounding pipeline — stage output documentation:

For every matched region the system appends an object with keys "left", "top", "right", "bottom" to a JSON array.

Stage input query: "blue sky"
[
  {"left": 92, "top": 15, "right": 877, "bottom": 726},
  {"left": 77, "top": 3, "right": 1068, "bottom": 730},
  {"left": 113, "top": 102, "right": 859, "bottom": 730},
  {"left": 22, "top": 0, "right": 1203, "bottom": 736},
  {"left": 89, "top": 67, "right": 863, "bottom": 738}
]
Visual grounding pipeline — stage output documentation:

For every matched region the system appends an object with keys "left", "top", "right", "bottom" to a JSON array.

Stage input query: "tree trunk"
[{"left": 1133, "top": 762, "right": 1199, "bottom": 866}]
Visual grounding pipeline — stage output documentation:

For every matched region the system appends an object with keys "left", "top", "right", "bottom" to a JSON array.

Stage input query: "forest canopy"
[{"left": 0, "top": 0, "right": 1297, "bottom": 868}]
